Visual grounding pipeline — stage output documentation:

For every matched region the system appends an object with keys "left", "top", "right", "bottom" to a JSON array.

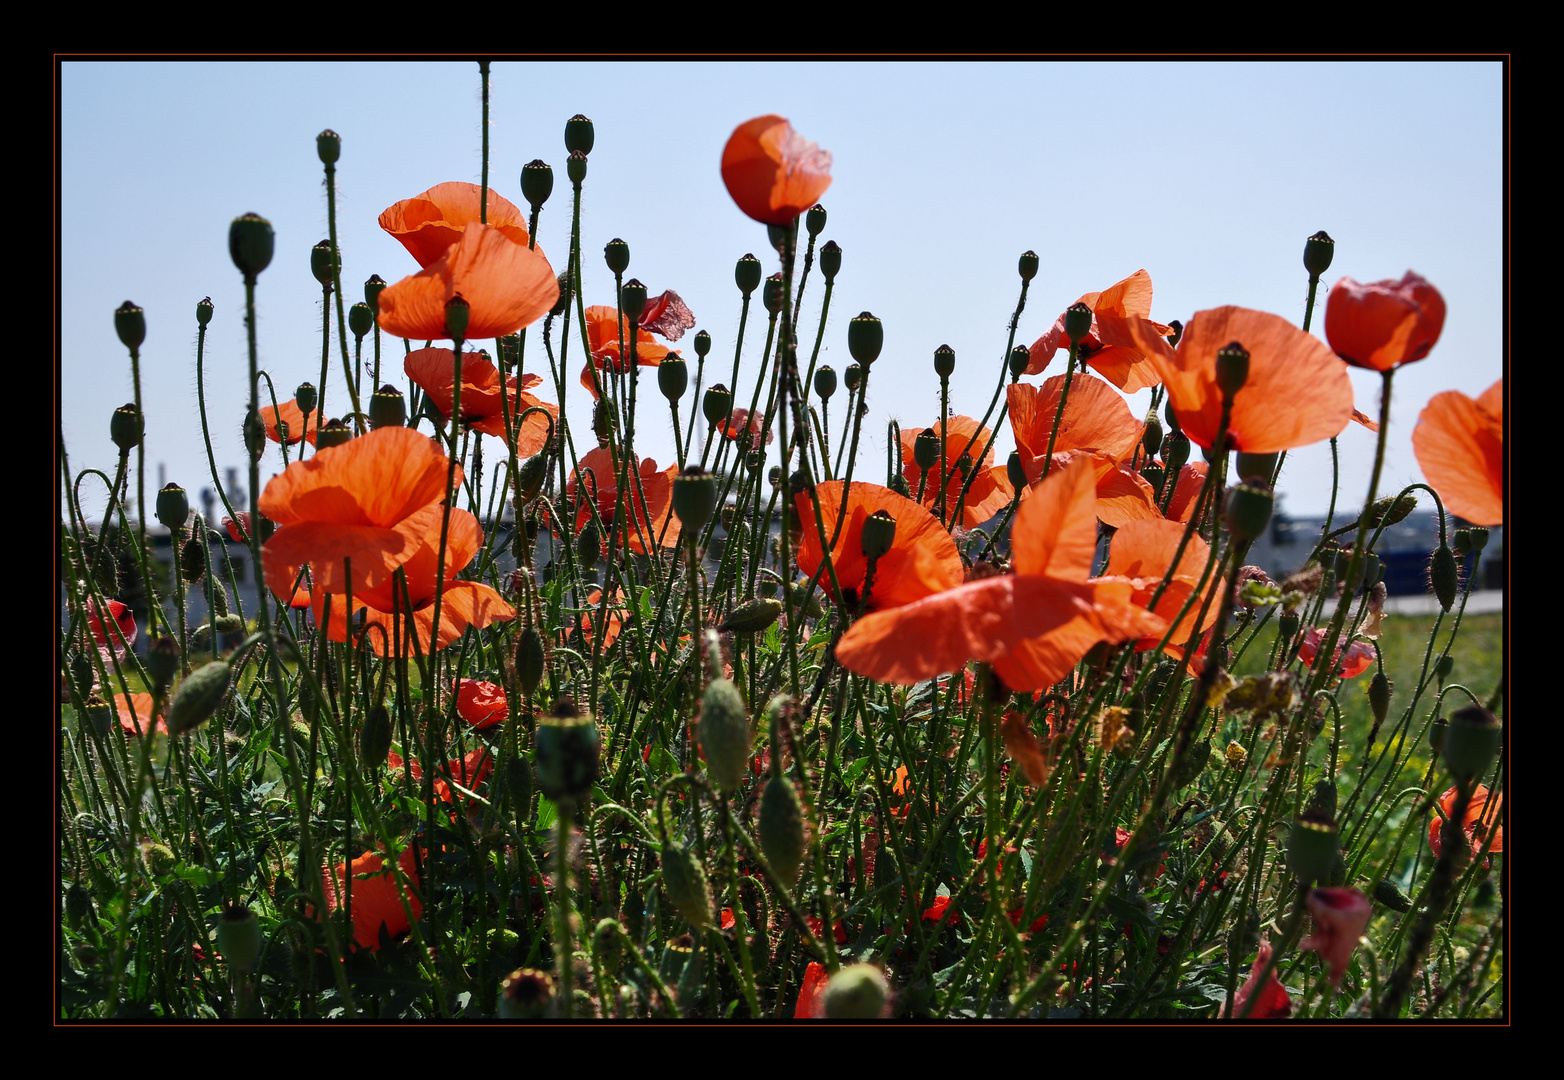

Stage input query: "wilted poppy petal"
[
  {"left": 378, "top": 222, "right": 559, "bottom": 342},
  {"left": 1300, "top": 887, "right": 1371, "bottom": 988},
  {"left": 1412, "top": 382, "right": 1503, "bottom": 526}
]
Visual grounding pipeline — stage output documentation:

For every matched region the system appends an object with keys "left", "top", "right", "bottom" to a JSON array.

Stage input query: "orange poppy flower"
[
  {"left": 404, "top": 348, "right": 557, "bottom": 456},
  {"left": 1296, "top": 627, "right": 1375, "bottom": 679},
  {"left": 1097, "top": 518, "right": 1220, "bottom": 660},
  {"left": 566, "top": 447, "right": 682, "bottom": 554},
  {"left": 834, "top": 460, "right": 1166, "bottom": 690},
  {"left": 1163, "top": 463, "right": 1207, "bottom": 524},
  {"left": 898, "top": 416, "right": 1015, "bottom": 528},
  {"left": 320, "top": 845, "right": 422, "bottom": 952},
  {"left": 578, "top": 305, "right": 671, "bottom": 399},
  {"left": 259, "top": 398, "right": 318, "bottom": 447},
  {"left": 580, "top": 588, "right": 626, "bottom": 649},
  {"left": 454, "top": 678, "right": 507, "bottom": 730},
  {"left": 720, "top": 115, "right": 832, "bottom": 227},
  {"left": 378, "top": 221, "right": 559, "bottom": 343},
  {"left": 1127, "top": 307, "right": 1353, "bottom": 454},
  {"left": 1324, "top": 271, "right": 1446, "bottom": 372},
  {"left": 115, "top": 692, "right": 166, "bottom": 736},
  {"left": 793, "top": 481, "right": 963, "bottom": 613},
  {"left": 379, "top": 182, "right": 531, "bottom": 269},
  {"left": 312, "top": 507, "right": 514, "bottom": 657},
  {"left": 1025, "top": 270, "right": 1173, "bottom": 393},
  {"left": 1412, "top": 380, "right": 1503, "bottom": 526},
  {"left": 1428, "top": 783, "right": 1503, "bottom": 861},
  {"left": 259, "top": 426, "right": 459, "bottom": 598}
]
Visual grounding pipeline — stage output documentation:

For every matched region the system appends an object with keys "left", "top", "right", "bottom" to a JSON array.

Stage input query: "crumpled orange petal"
[
  {"left": 1412, "top": 380, "right": 1503, "bottom": 526},
  {"left": 378, "top": 222, "right": 559, "bottom": 342}
]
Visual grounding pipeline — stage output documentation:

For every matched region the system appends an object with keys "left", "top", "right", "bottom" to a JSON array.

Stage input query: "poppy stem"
[{"left": 322, "top": 157, "right": 365, "bottom": 434}]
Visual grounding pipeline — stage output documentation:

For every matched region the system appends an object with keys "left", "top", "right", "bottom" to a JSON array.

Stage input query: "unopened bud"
[
  {"left": 824, "top": 965, "right": 888, "bottom": 1020},
  {"left": 1303, "top": 230, "right": 1335, "bottom": 278},
  {"left": 848, "top": 312, "right": 883, "bottom": 365},
  {"left": 1429, "top": 543, "right": 1458, "bottom": 612},
  {"left": 114, "top": 301, "right": 146, "bottom": 350},
  {"left": 516, "top": 626, "right": 546, "bottom": 699},
  {"left": 564, "top": 113, "right": 595, "bottom": 155},
  {"left": 700, "top": 678, "right": 752, "bottom": 794},
  {"left": 359, "top": 703, "right": 393, "bottom": 769},
  {"left": 168, "top": 660, "right": 232, "bottom": 735},
  {"left": 719, "top": 597, "right": 784, "bottom": 635},
  {"left": 1007, "top": 451, "right": 1027, "bottom": 492},
  {"left": 520, "top": 159, "right": 553, "bottom": 210}
]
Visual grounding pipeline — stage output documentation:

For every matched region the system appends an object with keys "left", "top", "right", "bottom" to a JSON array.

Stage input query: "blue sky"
[{"left": 60, "top": 59, "right": 1502, "bottom": 525}]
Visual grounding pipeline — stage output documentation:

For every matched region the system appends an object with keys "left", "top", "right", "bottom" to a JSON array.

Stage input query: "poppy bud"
[
  {"left": 213, "top": 614, "right": 243, "bottom": 635},
  {"left": 768, "top": 466, "right": 782, "bottom": 490},
  {"left": 1306, "top": 778, "right": 1339, "bottom": 821},
  {"left": 672, "top": 467, "right": 717, "bottom": 533},
  {"left": 512, "top": 455, "right": 546, "bottom": 506},
  {"left": 564, "top": 113, "right": 595, "bottom": 155},
  {"left": 657, "top": 354, "right": 687, "bottom": 402},
  {"left": 145, "top": 636, "right": 180, "bottom": 694},
  {"left": 1278, "top": 609, "right": 1300, "bottom": 644},
  {"left": 1166, "top": 319, "right": 1184, "bottom": 349},
  {"left": 111, "top": 402, "right": 143, "bottom": 452},
  {"left": 1018, "top": 249, "right": 1039, "bottom": 282},
  {"left": 814, "top": 365, "right": 837, "bottom": 401},
  {"left": 1465, "top": 526, "right": 1489, "bottom": 554},
  {"left": 1364, "top": 552, "right": 1382, "bottom": 588},
  {"left": 702, "top": 385, "right": 733, "bottom": 427},
  {"left": 520, "top": 159, "right": 553, "bottom": 210},
  {"left": 848, "top": 312, "right": 883, "bottom": 365},
  {"left": 1162, "top": 433, "right": 1190, "bottom": 476},
  {"left": 535, "top": 699, "right": 599, "bottom": 803},
  {"left": 229, "top": 212, "right": 275, "bottom": 280},
  {"left": 661, "top": 841, "right": 713, "bottom": 929},
  {"left": 860, "top": 509, "right": 897, "bottom": 561},
  {"left": 1429, "top": 542, "right": 1458, "bottom": 612},
  {"left": 1303, "top": 230, "right": 1335, "bottom": 278},
  {"left": 819, "top": 239, "right": 842, "bottom": 282},
  {"left": 348, "top": 301, "right": 374, "bottom": 341},
  {"left": 889, "top": 474, "right": 910, "bottom": 498},
  {"left": 1163, "top": 398, "right": 1182, "bottom": 437},
  {"left": 577, "top": 519, "right": 601, "bottom": 567},
  {"left": 217, "top": 903, "right": 263, "bottom": 971},
  {"left": 604, "top": 237, "right": 630, "bottom": 276},
  {"left": 359, "top": 703, "right": 392, "bottom": 769},
  {"left": 1007, "top": 345, "right": 1030, "bottom": 380},
  {"left": 1368, "top": 672, "right": 1392, "bottom": 728},
  {"left": 763, "top": 273, "right": 786, "bottom": 315},
  {"left": 156, "top": 483, "right": 189, "bottom": 532},
  {"left": 844, "top": 363, "right": 863, "bottom": 393},
  {"left": 700, "top": 677, "right": 751, "bottom": 794},
  {"left": 500, "top": 968, "right": 555, "bottom": 1020},
  {"left": 620, "top": 277, "right": 647, "bottom": 323},
  {"left": 243, "top": 409, "right": 266, "bottom": 463},
  {"left": 516, "top": 625, "right": 547, "bottom": 699},
  {"left": 1141, "top": 415, "right": 1164, "bottom": 459},
  {"left": 1373, "top": 878, "right": 1413, "bottom": 913},
  {"left": 180, "top": 531, "right": 207, "bottom": 583},
  {"left": 1223, "top": 482, "right": 1273, "bottom": 543},
  {"left": 444, "top": 293, "right": 470, "bottom": 341},
  {"left": 315, "top": 128, "right": 341, "bottom": 165},
  {"left": 824, "top": 965, "right": 888, "bottom": 1020},
  {"left": 719, "top": 597, "right": 783, "bottom": 635},
  {"left": 1286, "top": 813, "right": 1339, "bottom": 885},
  {"left": 913, "top": 429, "right": 940, "bottom": 472},
  {"left": 1007, "top": 451, "right": 1027, "bottom": 493},
  {"left": 694, "top": 329, "right": 712, "bottom": 358},
  {"left": 310, "top": 239, "right": 338, "bottom": 289},
  {"left": 1441, "top": 703, "right": 1501, "bottom": 781},
  {"left": 934, "top": 344, "right": 956, "bottom": 378},
  {"left": 196, "top": 296, "right": 214, "bottom": 327},
  {"left": 591, "top": 400, "right": 611, "bottom": 446},
  {"left": 168, "top": 660, "right": 232, "bottom": 735},
  {"left": 1429, "top": 715, "right": 1447, "bottom": 753},
  {"left": 1215, "top": 341, "right": 1250, "bottom": 401},
  {"left": 1172, "top": 739, "right": 1211, "bottom": 789},
  {"left": 369, "top": 385, "right": 406, "bottom": 430},
  {"left": 1234, "top": 452, "right": 1278, "bottom": 485},
  {"left": 114, "top": 300, "right": 146, "bottom": 350},
  {"left": 316, "top": 418, "right": 353, "bottom": 450},
  {"left": 804, "top": 203, "right": 828, "bottom": 238},
  {"left": 759, "top": 772, "right": 806, "bottom": 888},
  {"left": 1063, "top": 302, "right": 1093, "bottom": 346},
  {"left": 593, "top": 918, "right": 623, "bottom": 976},
  {"left": 566, "top": 150, "right": 588, "bottom": 184}
]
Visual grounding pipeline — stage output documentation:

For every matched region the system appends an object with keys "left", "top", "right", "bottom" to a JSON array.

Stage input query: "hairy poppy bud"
[
  {"left": 310, "top": 239, "right": 338, "bottom": 289},
  {"left": 1007, "top": 451, "right": 1027, "bottom": 493},
  {"left": 359, "top": 703, "right": 392, "bottom": 769},
  {"left": 672, "top": 467, "right": 717, "bottom": 534},
  {"left": 444, "top": 294, "right": 470, "bottom": 340},
  {"left": 535, "top": 699, "right": 599, "bottom": 803},
  {"left": 1373, "top": 878, "right": 1413, "bottom": 913},
  {"left": 111, "top": 402, "right": 143, "bottom": 453},
  {"left": 913, "top": 429, "right": 940, "bottom": 472},
  {"left": 1286, "top": 814, "right": 1339, "bottom": 885},
  {"left": 516, "top": 626, "right": 546, "bottom": 699},
  {"left": 763, "top": 273, "right": 786, "bottom": 315},
  {"left": 1007, "top": 345, "right": 1030, "bottom": 380},
  {"left": 1234, "top": 452, "right": 1278, "bottom": 485},
  {"left": 702, "top": 385, "right": 733, "bottom": 428},
  {"left": 1018, "top": 249, "right": 1039, "bottom": 282},
  {"left": 145, "top": 636, "right": 180, "bottom": 693},
  {"left": 577, "top": 519, "right": 601, "bottom": 567},
  {"left": 814, "top": 365, "right": 837, "bottom": 401},
  {"left": 860, "top": 509, "right": 896, "bottom": 561},
  {"left": 700, "top": 678, "right": 751, "bottom": 794},
  {"left": 229, "top": 212, "right": 275, "bottom": 280},
  {"left": 218, "top": 903, "right": 263, "bottom": 971},
  {"left": 156, "top": 483, "right": 189, "bottom": 532},
  {"left": 825, "top": 965, "right": 888, "bottom": 1020},
  {"left": 934, "top": 344, "right": 956, "bottom": 378},
  {"left": 564, "top": 113, "right": 594, "bottom": 155},
  {"left": 315, "top": 128, "right": 341, "bottom": 165},
  {"left": 694, "top": 329, "right": 712, "bottom": 358},
  {"left": 566, "top": 149, "right": 588, "bottom": 184},
  {"left": 844, "top": 363, "right": 863, "bottom": 393},
  {"left": 514, "top": 454, "right": 547, "bottom": 504},
  {"left": 658, "top": 354, "right": 688, "bottom": 401},
  {"left": 1368, "top": 672, "right": 1392, "bottom": 728},
  {"left": 1442, "top": 703, "right": 1501, "bottom": 781},
  {"left": 819, "top": 240, "right": 842, "bottom": 282},
  {"left": 1223, "top": 482, "right": 1273, "bottom": 543},
  {"left": 114, "top": 300, "right": 146, "bottom": 350},
  {"left": 661, "top": 841, "right": 713, "bottom": 929},
  {"left": 349, "top": 301, "right": 374, "bottom": 340},
  {"left": 168, "top": 660, "right": 232, "bottom": 735},
  {"left": 806, "top": 203, "right": 827, "bottom": 238},
  {"left": 1215, "top": 341, "right": 1250, "bottom": 401},
  {"left": 1303, "top": 230, "right": 1335, "bottom": 278},
  {"left": 293, "top": 381, "right": 318, "bottom": 416},
  {"left": 1064, "top": 302, "right": 1093, "bottom": 346},
  {"left": 759, "top": 772, "right": 806, "bottom": 888},
  {"left": 848, "top": 312, "right": 883, "bottom": 365},
  {"left": 1429, "top": 542, "right": 1458, "bottom": 611},
  {"left": 315, "top": 418, "right": 353, "bottom": 450},
  {"left": 180, "top": 530, "right": 207, "bottom": 583},
  {"left": 520, "top": 159, "right": 553, "bottom": 210},
  {"left": 196, "top": 296, "right": 214, "bottom": 327},
  {"left": 1141, "top": 415, "right": 1164, "bottom": 459},
  {"left": 604, "top": 237, "right": 630, "bottom": 276},
  {"left": 500, "top": 968, "right": 555, "bottom": 1020},
  {"left": 719, "top": 597, "right": 783, "bottom": 635},
  {"left": 592, "top": 400, "right": 611, "bottom": 445},
  {"left": 243, "top": 408, "right": 266, "bottom": 463},
  {"left": 620, "top": 277, "right": 647, "bottom": 323},
  {"left": 369, "top": 385, "right": 406, "bottom": 430}
]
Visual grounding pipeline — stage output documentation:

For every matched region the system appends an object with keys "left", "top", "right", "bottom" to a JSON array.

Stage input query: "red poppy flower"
[
  {"left": 377, "top": 222, "right": 559, "bottom": 343},
  {"left": 87, "top": 598, "right": 137, "bottom": 662},
  {"left": 792, "top": 481, "right": 963, "bottom": 614},
  {"left": 1127, "top": 307, "right": 1354, "bottom": 454},
  {"left": 1412, "top": 380, "right": 1503, "bottom": 526},
  {"left": 1026, "top": 270, "right": 1173, "bottom": 392},
  {"left": 720, "top": 115, "right": 832, "bottom": 227},
  {"left": 1007, "top": 907, "right": 1050, "bottom": 934},
  {"left": 835, "top": 460, "right": 1166, "bottom": 690},
  {"left": 1324, "top": 271, "right": 1446, "bottom": 372},
  {"left": 1428, "top": 784, "right": 1503, "bottom": 861},
  {"left": 1221, "top": 938, "right": 1291, "bottom": 1018},
  {"left": 922, "top": 895, "right": 959, "bottom": 925},
  {"left": 388, "top": 747, "right": 495, "bottom": 805},
  {"left": 794, "top": 960, "right": 829, "bottom": 1019},
  {"left": 720, "top": 907, "right": 736, "bottom": 931},
  {"left": 804, "top": 916, "right": 849, "bottom": 945},
  {"left": 320, "top": 845, "right": 423, "bottom": 951},
  {"left": 1300, "top": 887, "right": 1371, "bottom": 988},
  {"left": 312, "top": 507, "right": 514, "bottom": 657},
  {"left": 454, "top": 679, "right": 507, "bottom": 730},
  {"left": 222, "top": 511, "right": 273, "bottom": 545},
  {"left": 379, "top": 182, "right": 532, "bottom": 269},
  {"left": 718, "top": 407, "right": 775, "bottom": 446},
  {"left": 258, "top": 426, "right": 459, "bottom": 599},
  {"left": 404, "top": 348, "right": 557, "bottom": 457},
  {"left": 566, "top": 447, "right": 681, "bottom": 553},
  {"left": 1297, "top": 627, "right": 1375, "bottom": 679},
  {"left": 115, "top": 692, "right": 166, "bottom": 736},
  {"left": 259, "top": 398, "right": 318, "bottom": 447},
  {"left": 1097, "top": 518, "right": 1221, "bottom": 662},
  {"left": 898, "top": 416, "right": 1016, "bottom": 528},
  {"left": 578, "top": 305, "right": 672, "bottom": 399}
]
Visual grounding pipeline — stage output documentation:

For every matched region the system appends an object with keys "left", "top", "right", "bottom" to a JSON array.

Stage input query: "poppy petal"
[
  {"left": 378, "top": 222, "right": 559, "bottom": 342},
  {"left": 1009, "top": 457, "right": 1100, "bottom": 581},
  {"left": 1412, "top": 382, "right": 1503, "bottom": 526},
  {"left": 379, "top": 181, "right": 531, "bottom": 268}
]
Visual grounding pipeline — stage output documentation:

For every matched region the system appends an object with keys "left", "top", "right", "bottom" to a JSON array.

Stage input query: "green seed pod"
[
  {"left": 566, "top": 150, "right": 588, "bottom": 185},
  {"left": 348, "top": 301, "right": 374, "bottom": 340},
  {"left": 719, "top": 597, "right": 783, "bottom": 635},
  {"left": 732, "top": 253, "right": 763, "bottom": 297},
  {"left": 824, "top": 965, "right": 888, "bottom": 1020},
  {"left": 660, "top": 841, "right": 713, "bottom": 929},
  {"left": 167, "top": 660, "right": 232, "bottom": 735},
  {"left": 499, "top": 968, "right": 555, "bottom": 1020},
  {"left": 848, "top": 312, "right": 883, "bottom": 365},
  {"left": 114, "top": 300, "right": 146, "bottom": 350},
  {"left": 577, "top": 519, "right": 601, "bottom": 567},
  {"left": 758, "top": 773, "right": 806, "bottom": 888},
  {"left": 110, "top": 402, "right": 143, "bottom": 453},
  {"left": 933, "top": 344, "right": 955, "bottom": 378},
  {"left": 1466, "top": 526, "right": 1489, "bottom": 553},
  {"left": 763, "top": 273, "right": 786, "bottom": 315},
  {"left": 534, "top": 700, "right": 599, "bottom": 803},
  {"left": 1008, "top": 345, "right": 1030, "bottom": 380},
  {"left": 844, "top": 364, "right": 863, "bottom": 394},
  {"left": 604, "top": 238, "right": 630, "bottom": 276},
  {"left": 196, "top": 296, "right": 214, "bottom": 327},
  {"left": 217, "top": 903, "right": 263, "bottom": 971},
  {"left": 315, "top": 418, "right": 353, "bottom": 450},
  {"left": 1428, "top": 715, "right": 1447, "bottom": 754},
  {"left": 593, "top": 918, "right": 623, "bottom": 976},
  {"left": 1285, "top": 814, "right": 1339, "bottom": 885},
  {"left": 516, "top": 626, "right": 546, "bottom": 698},
  {"left": 65, "top": 880, "right": 91, "bottom": 930},
  {"left": 564, "top": 113, "right": 595, "bottom": 155},
  {"left": 1163, "top": 431, "right": 1189, "bottom": 473},
  {"left": 1223, "top": 482, "right": 1274, "bottom": 543},
  {"left": 315, "top": 128, "right": 341, "bottom": 165},
  {"left": 364, "top": 274, "right": 387, "bottom": 314},
  {"left": 1373, "top": 878, "right": 1413, "bottom": 913},
  {"left": 1017, "top": 249, "right": 1039, "bottom": 282},
  {"left": 700, "top": 678, "right": 751, "bottom": 795},
  {"left": 1303, "top": 230, "right": 1335, "bottom": 278},
  {"left": 860, "top": 509, "right": 897, "bottom": 561},
  {"left": 520, "top": 159, "right": 554, "bottom": 210},
  {"left": 805, "top": 203, "right": 828, "bottom": 238},
  {"left": 1234, "top": 452, "right": 1278, "bottom": 485},
  {"left": 1140, "top": 462, "right": 1165, "bottom": 497},
  {"left": 1278, "top": 609, "right": 1300, "bottom": 644},
  {"left": 1368, "top": 672, "right": 1392, "bottom": 727},
  {"left": 506, "top": 753, "right": 532, "bottom": 814},
  {"left": 229, "top": 212, "right": 275, "bottom": 280},
  {"left": 1441, "top": 703, "right": 1501, "bottom": 781},
  {"left": 508, "top": 455, "right": 545, "bottom": 506},
  {"left": 1215, "top": 341, "right": 1250, "bottom": 400},
  {"left": 359, "top": 704, "right": 392, "bottom": 769},
  {"left": 789, "top": 582, "right": 824, "bottom": 619},
  {"left": 1007, "top": 451, "right": 1027, "bottom": 493},
  {"left": 155, "top": 483, "right": 189, "bottom": 532},
  {"left": 912, "top": 429, "right": 940, "bottom": 473},
  {"left": 1452, "top": 529, "right": 1471, "bottom": 557},
  {"left": 1435, "top": 654, "right": 1454, "bottom": 682},
  {"left": 693, "top": 329, "right": 711, "bottom": 358},
  {"left": 1141, "top": 414, "right": 1164, "bottom": 459},
  {"left": 443, "top": 294, "right": 470, "bottom": 341},
  {"left": 819, "top": 240, "right": 842, "bottom": 282},
  {"left": 145, "top": 636, "right": 181, "bottom": 694},
  {"left": 702, "top": 384, "right": 733, "bottom": 428},
  {"left": 658, "top": 354, "right": 688, "bottom": 401},
  {"left": 83, "top": 694, "right": 113, "bottom": 739},
  {"left": 1063, "top": 302, "right": 1094, "bottom": 346},
  {"left": 310, "top": 239, "right": 338, "bottom": 289},
  {"left": 672, "top": 467, "right": 717, "bottom": 533},
  {"left": 288, "top": 382, "right": 316, "bottom": 418},
  {"left": 243, "top": 408, "right": 266, "bottom": 463},
  {"left": 889, "top": 474, "right": 910, "bottom": 498},
  {"left": 368, "top": 385, "right": 406, "bottom": 430},
  {"left": 1171, "top": 739, "right": 1211, "bottom": 789},
  {"left": 1429, "top": 543, "right": 1458, "bottom": 612}
]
